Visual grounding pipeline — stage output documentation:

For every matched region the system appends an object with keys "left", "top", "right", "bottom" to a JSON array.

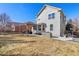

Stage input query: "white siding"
[{"left": 36, "top": 5, "right": 65, "bottom": 37}]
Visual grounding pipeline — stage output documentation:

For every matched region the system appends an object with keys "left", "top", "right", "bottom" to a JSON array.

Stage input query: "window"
[
  {"left": 48, "top": 13, "right": 55, "bottom": 19},
  {"left": 48, "top": 14, "right": 51, "bottom": 19},
  {"left": 50, "top": 24, "right": 53, "bottom": 31},
  {"left": 38, "top": 25, "right": 41, "bottom": 31},
  {"left": 38, "top": 19, "right": 40, "bottom": 20},
  {"left": 51, "top": 13, "right": 55, "bottom": 18}
]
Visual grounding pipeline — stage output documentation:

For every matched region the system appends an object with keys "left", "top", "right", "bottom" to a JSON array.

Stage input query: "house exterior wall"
[
  {"left": 11, "top": 24, "right": 15, "bottom": 31},
  {"left": 36, "top": 5, "right": 65, "bottom": 37},
  {"left": 60, "top": 13, "right": 66, "bottom": 37},
  {"left": 11, "top": 23, "right": 34, "bottom": 33}
]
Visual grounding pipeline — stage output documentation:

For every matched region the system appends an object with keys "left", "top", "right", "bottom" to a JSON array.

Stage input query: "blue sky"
[{"left": 0, "top": 3, "right": 79, "bottom": 22}]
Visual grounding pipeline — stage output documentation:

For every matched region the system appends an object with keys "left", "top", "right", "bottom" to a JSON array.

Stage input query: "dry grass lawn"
[{"left": 0, "top": 34, "right": 79, "bottom": 56}]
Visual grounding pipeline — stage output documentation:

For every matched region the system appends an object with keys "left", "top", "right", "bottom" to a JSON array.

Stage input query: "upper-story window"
[
  {"left": 38, "top": 19, "right": 40, "bottom": 20},
  {"left": 48, "top": 13, "right": 55, "bottom": 19}
]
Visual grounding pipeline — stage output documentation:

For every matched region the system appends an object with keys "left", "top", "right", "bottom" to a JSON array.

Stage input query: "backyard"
[{"left": 0, "top": 34, "right": 79, "bottom": 56}]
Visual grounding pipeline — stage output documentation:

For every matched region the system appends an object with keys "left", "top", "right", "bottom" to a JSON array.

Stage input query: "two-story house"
[{"left": 36, "top": 4, "right": 66, "bottom": 37}]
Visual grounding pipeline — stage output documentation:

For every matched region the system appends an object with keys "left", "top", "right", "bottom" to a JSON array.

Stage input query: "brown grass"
[{"left": 0, "top": 34, "right": 79, "bottom": 56}]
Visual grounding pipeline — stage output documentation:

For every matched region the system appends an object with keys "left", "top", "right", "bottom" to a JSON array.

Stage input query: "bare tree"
[
  {"left": 0, "top": 13, "right": 12, "bottom": 32},
  {"left": 74, "top": 18, "right": 79, "bottom": 28}
]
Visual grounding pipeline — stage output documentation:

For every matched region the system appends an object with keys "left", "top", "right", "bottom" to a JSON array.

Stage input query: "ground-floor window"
[
  {"left": 50, "top": 24, "right": 53, "bottom": 31},
  {"left": 38, "top": 25, "right": 41, "bottom": 31}
]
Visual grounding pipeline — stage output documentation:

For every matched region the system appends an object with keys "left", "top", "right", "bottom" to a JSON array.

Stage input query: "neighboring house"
[
  {"left": 36, "top": 5, "right": 66, "bottom": 37},
  {"left": 10, "top": 22, "right": 23, "bottom": 32},
  {"left": 10, "top": 22, "right": 35, "bottom": 33},
  {"left": 0, "top": 20, "right": 35, "bottom": 33}
]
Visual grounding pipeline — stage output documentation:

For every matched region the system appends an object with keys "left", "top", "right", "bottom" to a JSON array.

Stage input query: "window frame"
[
  {"left": 48, "top": 13, "right": 55, "bottom": 19},
  {"left": 50, "top": 24, "right": 53, "bottom": 31}
]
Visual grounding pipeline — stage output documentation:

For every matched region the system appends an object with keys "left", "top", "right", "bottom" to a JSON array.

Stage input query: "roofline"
[
  {"left": 45, "top": 4, "right": 61, "bottom": 10},
  {"left": 36, "top": 4, "right": 62, "bottom": 18},
  {"left": 36, "top": 4, "right": 46, "bottom": 17}
]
